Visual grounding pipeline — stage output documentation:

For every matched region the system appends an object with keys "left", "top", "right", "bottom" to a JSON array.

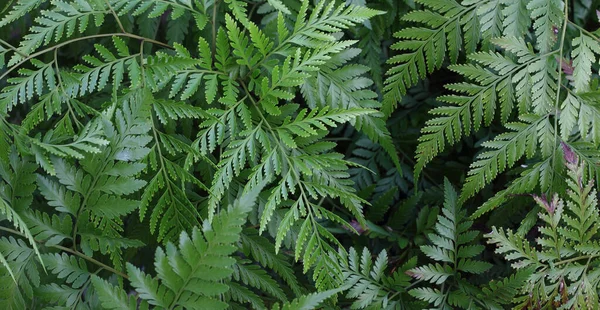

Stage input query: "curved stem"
[
  {"left": 0, "top": 33, "right": 171, "bottom": 84},
  {"left": 0, "top": 226, "right": 128, "bottom": 279},
  {"left": 0, "top": 38, "right": 27, "bottom": 57}
]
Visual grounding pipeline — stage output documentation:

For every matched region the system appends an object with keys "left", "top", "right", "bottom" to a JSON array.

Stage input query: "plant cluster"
[{"left": 1, "top": 0, "right": 600, "bottom": 309}]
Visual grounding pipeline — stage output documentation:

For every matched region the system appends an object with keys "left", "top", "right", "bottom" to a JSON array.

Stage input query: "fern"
[
  {"left": 487, "top": 149, "right": 600, "bottom": 308},
  {"left": 336, "top": 247, "right": 418, "bottom": 309},
  {"left": 0, "top": 0, "right": 45, "bottom": 28},
  {"left": 93, "top": 182, "right": 262, "bottom": 310},
  {"left": 10, "top": 0, "right": 108, "bottom": 65},
  {"left": 3, "top": 0, "right": 600, "bottom": 308},
  {"left": 408, "top": 179, "right": 492, "bottom": 308},
  {"left": 383, "top": 0, "right": 483, "bottom": 115}
]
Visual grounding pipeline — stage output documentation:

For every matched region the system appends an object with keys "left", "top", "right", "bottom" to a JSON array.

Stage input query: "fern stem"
[
  {"left": 0, "top": 38, "right": 27, "bottom": 58},
  {"left": 0, "top": 226, "right": 129, "bottom": 279},
  {"left": 211, "top": 0, "right": 219, "bottom": 62},
  {"left": 568, "top": 20, "right": 600, "bottom": 44},
  {"left": 240, "top": 80, "right": 313, "bottom": 227},
  {"left": 554, "top": 254, "right": 599, "bottom": 266},
  {"left": 53, "top": 245, "right": 129, "bottom": 279},
  {"left": 53, "top": 48, "right": 83, "bottom": 130},
  {"left": 550, "top": 0, "right": 569, "bottom": 193},
  {"left": 104, "top": 0, "right": 126, "bottom": 33},
  {"left": 140, "top": 40, "right": 146, "bottom": 89},
  {"left": 0, "top": 33, "right": 171, "bottom": 84}
]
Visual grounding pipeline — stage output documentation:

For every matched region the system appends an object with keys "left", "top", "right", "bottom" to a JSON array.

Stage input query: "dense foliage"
[{"left": 1, "top": 0, "right": 600, "bottom": 308}]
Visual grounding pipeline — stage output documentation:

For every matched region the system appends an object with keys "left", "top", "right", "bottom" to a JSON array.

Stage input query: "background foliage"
[{"left": 1, "top": 0, "right": 600, "bottom": 309}]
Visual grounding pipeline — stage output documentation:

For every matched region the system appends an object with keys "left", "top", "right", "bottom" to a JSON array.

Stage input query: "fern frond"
[
  {"left": 0, "top": 236, "right": 40, "bottom": 309},
  {"left": 10, "top": 0, "right": 107, "bottom": 65},
  {"left": 43, "top": 253, "right": 90, "bottom": 289},
  {"left": 408, "top": 178, "right": 491, "bottom": 308},
  {"left": 527, "top": 0, "right": 563, "bottom": 53},
  {"left": 128, "top": 184, "right": 261, "bottom": 309},
  {"left": 0, "top": 0, "right": 44, "bottom": 28},
  {"left": 336, "top": 247, "right": 416, "bottom": 309},
  {"left": 239, "top": 229, "right": 302, "bottom": 296},
  {"left": 112, "top": 0, "right": 207, "bottom": 30},
  {"left": 414, "top": 36, "right": 557, "bottom": 180},
  {"left": 92, "top": 275, "right": 147, "bottom": 310},
  {"left": 383, "top": 0, "right": 482, "bottom": 115},
  {"left": 25, "top": 210, "right": 72, "bottom": 246},
  {"left": 461, "top": 114, "right": 550, "bottom": 202},
  {"left": 301, "top": 54, "right": 401, "bottom": 169},
  {"left": 501, "top": 0, "right": 531, "bottom": 37},
  {"left": 271, "top": 288, "right": 343, "bottom": 310},
  {"left": 571, "top": 33, "right": 600, "bottom": 93},
  {"left": 233, "top": 258, "right": 287, "bottom": 302},
  {"left": 486, "top": 227, "right": 539, "bottom": 269},
  {"left": 561, "top": 92, "right": 600, "bottom": 145},
  {"left": 74, "top": 37, "right": 142, "bottom": 95},
  {"left": 0, "top": 58, "right": 55, "bottom": 112},
  {"left": 472, "top": 155, "right": 555, "bottom": 218}
]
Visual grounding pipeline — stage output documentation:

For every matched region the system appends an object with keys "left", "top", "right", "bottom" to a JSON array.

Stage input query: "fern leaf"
[
  {"left": 501, "top": 0, "right": 531, "bottom": 37},
  {"left": 571, "top": 33, "right": 600, "bottom": 93},
  {"left": 11, "top": 0, "right": 107, "bottom": 65},
  {"left": 383, "top": 0, "right": 482, "bottom": 115},
  {"left": 0, "top": 0, "right": 44, "bottom": 28},
  {"left": 233, "top": 259, "right": 287, "bottom": 302},
  {"left": 0, "top": 59, "right": 55, "bottom": 112},
  {"left": 92, "top": 276, "right": 144, "bottom": 310},
  {"left": 25, "top": 210, "right": 72, "bottom": 246},
  {"left": 0, "top": 198, "right": 45, "bottom": 273},
  {"left": 129, "top": 184, "right": 262, "bottom": 309},
  {"left": 527, "top": 0, "right": 563, "bottom": 53},
  {"left": 273, "top": 288, "right": 343, "bottom": 310},
  {"left": 486, "top": 227, "right": 539, "bottom": 269},
  {"left": 461, "top": 114, "right": 550, "bottom": 202},
  {"left": 43, "top": 253, "right": 89, "bottom": 289}
]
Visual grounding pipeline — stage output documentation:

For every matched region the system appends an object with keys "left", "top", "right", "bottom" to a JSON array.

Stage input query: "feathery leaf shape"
[
  {"left": 0, "top": 58, "right": 55, "bottom": 113},
  {"left": 10, "top": 0, "right": 107, "bottom": 65},
  {"left": 74, "top": 36, "right": 142, "bottom": 95},
  {"left": 409, "top": 178, "right": 491, "bottom": 308},
  {"left": 336, "top": 247, "right": 417, "bottom": 309},
  {"left": 0, "top": 0, "right": 45, "bottom": 28},
  {"left": 271, "top": 288, "right": 343, "bottom": 310},
  {"left": 139, "top": 90, "right": 208, "bottom": 242},
  {"left": 123, "top": 184, "right": 262, "bottom": 310},
  {"left": 0, "top": 236, "right": 41, "bottom": 309},
  {"left": 461, "top": 114, "right": 552, "bottom": 202},
  {"left": 528, "top": 0, "right": 563, "bottom": 53},
  {"left": 487, "top": 151, "right": 600, "bottom": 308},
  {"left": 301, "top": 50, "right": 402, "bottom": 170},
  {"left": 383, "top": 0, "right": 483, "bottom": 116}
]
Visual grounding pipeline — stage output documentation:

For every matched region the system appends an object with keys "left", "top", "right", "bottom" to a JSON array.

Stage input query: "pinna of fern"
[{"left": 487, "top": 143, "right": 600, "bottom": 309}]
